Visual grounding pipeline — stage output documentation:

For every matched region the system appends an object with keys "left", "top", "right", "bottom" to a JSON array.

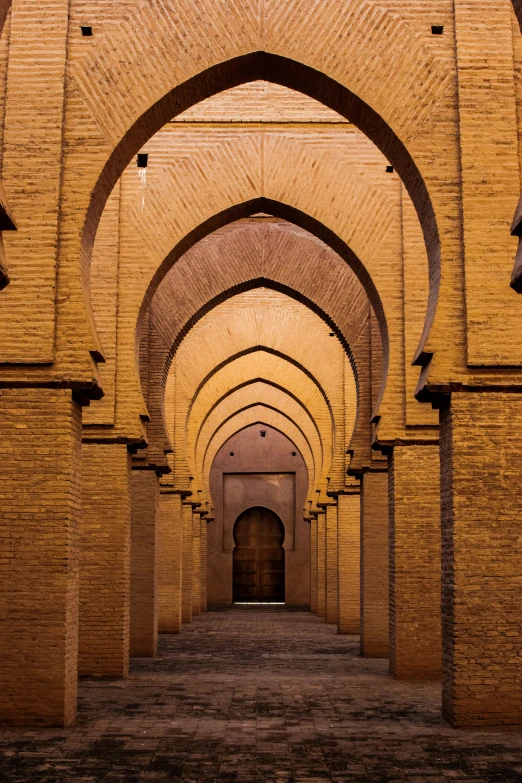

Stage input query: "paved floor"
[{"left": 1, "top": 607, "right": 522, "bottom": 782}]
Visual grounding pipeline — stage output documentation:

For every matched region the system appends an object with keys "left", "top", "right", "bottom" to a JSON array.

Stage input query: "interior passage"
[{"left": 2, "top": 608, "right": 522, "bottom": 782}]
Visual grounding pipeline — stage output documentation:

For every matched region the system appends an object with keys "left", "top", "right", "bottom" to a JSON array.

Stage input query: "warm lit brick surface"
[
  {"left": 0, "top": 388, "right": 81, "bottom": 726},
  {"left": 441, "top": 393, "right": 522, "bottom": 727},
  {"left": 360, "top": 471, "right": 389, "bottom": 659},
  {"left": 325, "top": 504, "right": 339, "bottom": 625},
  {"left": 130, "top": 470, "right": 159, "bottom": 658},
  {"left": 157, "top": 492, "right": 183, "bottom": 634},
  {"left": 191, "top": 511, "right": 201, "bottom": 619},
  {"left": 337, "top": 492, "right": 361, "bottom": 635},
  {"left": 316, "top": 512, "right": 326, "bottom": 620},
  {"left": 3, "top": 609, "right": 522, "bottom": 781},
  {"left": 181, "top": 503, "right": 193, "bottom": 626},
  {"left": 79, "top": 444, "right": 131, "bottom": 679},
  {"left": 389, "top": 445, "right": 441, "bottom": 680}
]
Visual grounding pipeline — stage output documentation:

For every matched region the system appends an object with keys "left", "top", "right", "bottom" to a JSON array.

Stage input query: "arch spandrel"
[
  {"left": 192, "top": 383, "right": 321, "bottom": 489},
  {"left": 90, "top": 125, "right": 409, "bottom": 445},
  {"left": 172, "top": 350, "right": 335, "bottom": 495},
  {"left": 202, "top": 409, "right": 314, "bottom": 507},
  {"left": 57, "top": 20, "right": 455, "bottom": 395}
]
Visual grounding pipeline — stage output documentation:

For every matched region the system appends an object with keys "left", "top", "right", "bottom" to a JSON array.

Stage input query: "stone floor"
[{"left": 2, "top": 607, "right": 522, "bottom": 782}]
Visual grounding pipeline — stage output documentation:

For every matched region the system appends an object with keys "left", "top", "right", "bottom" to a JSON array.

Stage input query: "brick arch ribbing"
[
  {"left": 170, "top": 351, "right": 335, "bottom": 498},
  {"left": 203, "top": 414, "right": 313, "bottom": 513},
  {"left": 75, "top": 47, "right": 443, "bottom": 393},
  {"left": 138, "top": 220, "right": 374, "bottom": 471},
  {"left": 197, "top": 399, "right": 317, "bottom": 494},
  {"left": 191, "top": 381, "right": 323, "bottom": 480}
]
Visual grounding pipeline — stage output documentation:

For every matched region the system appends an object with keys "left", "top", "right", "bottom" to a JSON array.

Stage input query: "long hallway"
[{"left": 1, "top": 608, "right": 522, "bottom": 782}]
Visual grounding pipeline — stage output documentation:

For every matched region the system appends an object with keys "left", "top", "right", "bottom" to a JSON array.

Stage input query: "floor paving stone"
[{"left": 1, "top": 607, "right": 522, "bottom": 781}]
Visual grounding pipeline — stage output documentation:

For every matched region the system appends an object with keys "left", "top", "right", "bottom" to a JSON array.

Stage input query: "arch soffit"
[
  {"left": 184, "top": 346, "right": 336, "bottom": 442},
  {"left": 79, "top": 48, "right": 443, "bottom": 380},
  {"left": 203, "top": 410, "right": 314, "bottom": 499},
  {"left": 174, "top": 290, "right": 347, "bottom": 415},
  {"left": 193, "top": 381, "right": 322, "bottom": 474},
  {"left": 184, "top": 360, "right": 334, "bottom": 486},
  {"left": 195, "top": 395, "right": 320, "bottom": 489},
  {"left": 188, "top": 368, "right": 330, "bottom": 468}
]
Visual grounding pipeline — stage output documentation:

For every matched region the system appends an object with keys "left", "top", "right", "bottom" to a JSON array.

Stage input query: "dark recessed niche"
[
  {"left": 80, "top": 26, "right": 93, "bottom": 36},
  {"left": 329, "top": 332, "right": 334, "bottom": 336},
  {"left": 386, "top": 165, "right": 394, "bottom": 173},
  {"left": 229, "top": 452, "right": 234, "bottom": 456},
  {"left": 431, "top": 25, "right": 444, "bottom": 35},
  {"left": 137, "top": 153, "right": 148, "bottom": 168},
  {"left": 260, "top": 430, "right": 266, "bottom": 437},
  {"left": 292, "top": 451, "right": 297, "bottom": 456}
]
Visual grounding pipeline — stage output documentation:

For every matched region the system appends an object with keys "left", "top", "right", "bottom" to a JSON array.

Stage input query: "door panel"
[{"left": 233, "top": 507, "right": 285, "bottom": 603}]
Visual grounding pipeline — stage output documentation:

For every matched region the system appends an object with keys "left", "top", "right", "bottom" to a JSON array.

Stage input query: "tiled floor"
[{"left": 2, "top": 607, "right": 522, "bottom": 782}]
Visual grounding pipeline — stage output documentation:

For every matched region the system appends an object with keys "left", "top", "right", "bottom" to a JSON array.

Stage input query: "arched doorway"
[{"left": 233, "top": 507, "right": 285, "bottom": 603}]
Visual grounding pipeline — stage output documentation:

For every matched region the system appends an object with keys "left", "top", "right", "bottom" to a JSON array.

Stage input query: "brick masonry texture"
[
  {"left": 0, "top": 388, "right": 81, "bottom": 727},
  {"left": 2, "top": 0, "right": 522, "bottom": 734},
  {"left": 130, "top": 470, "right": 159, "bottom": 658},
  {"left": 3, "top": 608, "right": 522, "bottom": 782},
  {"left": 337, "top": 492, "right": 361, "bottom": 635},
  {"left": 157, "top": 492, "right": 183, "bottom": 634},
  {"left": 389, "top": 445, "right": 441, "bottom": 680},
  {"left": 80, "top": 444, "right": 131, "bottom": 679},
  {"left": 360, "top": 471, "right": 389, "bottom": 659},
  {"left": 441, "top": 393, "right": 522, "bottom": 727}
]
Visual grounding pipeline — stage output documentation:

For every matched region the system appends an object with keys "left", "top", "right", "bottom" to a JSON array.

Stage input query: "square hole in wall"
[
  {"left": 137, "top": 153, "right": 148, "bottom": 168},
  {"left": 81, "top": 26, "right": 93, "bottom": 36}
]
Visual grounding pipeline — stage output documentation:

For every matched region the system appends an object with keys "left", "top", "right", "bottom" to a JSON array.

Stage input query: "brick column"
[
  {"left": 158, "top": 491, "right": 183, "bottom": 633},
  {"left": 181, "top": 502, "right": 193, "bottom": 624},
  {"left": 0, "top": 389, "right": 81, "bottom": 726},
  {"left": 316, "top": 511, "right": 326, "bottom": 618},
  {"left": 192, "top": 510, "right": 201, "bottom": 618},
  {"left": 310, "top": 517, "right": 318, "bottom": 613},
  {"left": 130, "top": 469, "right": 159, "bottom": 657},
  {"left": 79, "top": 442, "right": 131, "bottom": 678},
  {"left": 200, "top": 517, "right": 208, "bottom": 613},
  {"left": 389, "top": 444, "right": 441, "bottom": 679},
  {"left": 337, "top": 491, "right": 361, "bottom": 634},
  {"left": 325, "top": 503, "right": 339, "bottom": 624},
  {"left": 441, "top": 393, "right": 522, "bottom": 727},
  {"left": 360, "top": 470, "right": 389, "bottom": 658}
]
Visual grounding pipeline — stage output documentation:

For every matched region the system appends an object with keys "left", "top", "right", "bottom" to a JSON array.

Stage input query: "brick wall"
[
  {"left": 130, "top": 469, "right": 159, "bottom": 657},
  {"left": 337, "top": 492, "right": 361, "bottom": 635},
  {"left": 79, "top": 443, "right": 131, "bottom": 678},
  {"left": 441, "top": 393, "right": 522, "bottom": 727},
  {"left": 389, "top": 444, "right": 441, "bottom": 679},
  {"left": 0, "top": 388, "right": 81, "bottom": 726},
  {"left": 157, "top": 491, "right": 183, "bottom": 633},
  {"left": 360, "top": 471, "right": 389, "bottom": 658}
]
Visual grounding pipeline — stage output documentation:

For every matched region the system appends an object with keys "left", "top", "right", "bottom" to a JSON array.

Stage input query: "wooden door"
[{"left": 233, "top": 506, "right": 285, "bottom": 603}]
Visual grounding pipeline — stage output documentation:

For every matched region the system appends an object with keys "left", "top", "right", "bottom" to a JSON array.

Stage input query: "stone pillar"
[
  {"left": 310, "top": 517, "right": 318, "bottom": 613},
  {"left": 316, "top": 511, "right": 326, "bottom": 618},
  {"left": 337, "top": 491, "right": 361, "bottom": 634},
  {"left": 200, "top": 517, "right": 208, "bottom": 613},
  {"left": 79, "top": 442, "right": 131, "bottom": 678},
  {"left": 325, "top": 503, "right": 339, "bottom": 624},
  {"left": 158, "top": 491, "right": 183, "bottom": 633},
  {"left": 389, "top": 444, "right": 441, "bottom": 679},
  {"left": 130, "top": 469, "right": 159, "bottom": 657},
  {"left": 360, "top": 470, "right": 389, "bottom": 658},
  {"left": 181, "top": 502, "right": 193, "bottom": 624},
  {"left": 0, "top": 389, "right": 81, "bottom": 726},
  {"left": 192, "top": 510, "right": 201, "bottom": 618},
  {"left": 441, "top": 393, "right": 522, "bottom": 727}
]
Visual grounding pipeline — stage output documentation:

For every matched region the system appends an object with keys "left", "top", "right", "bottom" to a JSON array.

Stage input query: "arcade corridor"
[{"left": 1, "top": 608, "right": 522, "bottom": 783}]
